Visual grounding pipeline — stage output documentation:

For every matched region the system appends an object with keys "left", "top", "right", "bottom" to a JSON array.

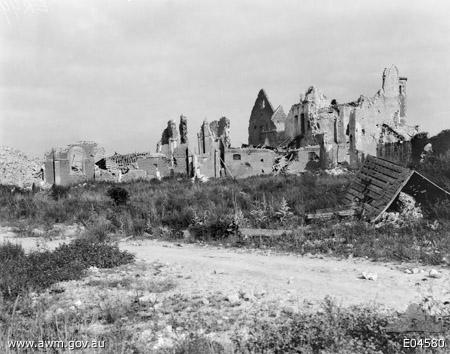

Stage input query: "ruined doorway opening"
[{"left": 68, "top": 146, "right": 85, "bottom": 175}]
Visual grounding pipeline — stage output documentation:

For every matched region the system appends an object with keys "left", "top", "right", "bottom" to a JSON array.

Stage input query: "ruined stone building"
[
  {"left": 44, "top": 142, "right": 105, "bottom": 186},
  {"left": 95, "top": 116, "right": 189, "bottom": 182},
  {"left": 282, "top": 65, "right": 421, "bottom": 168},
  {"left": 43, "top": 65, "right": 423, "bottom": 186},
  {"left": 195, "top": 116, "right": 277, "bottom": 179},
  {"left": 248, "top": 89, "right": 287, "bottom": 147}
]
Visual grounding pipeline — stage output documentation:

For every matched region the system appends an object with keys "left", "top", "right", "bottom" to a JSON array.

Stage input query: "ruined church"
[
  {"left": 249, "top": 65, "right": 422, "bottom": 168},
  {"left": 42, "top": 65, "right": 425, "bottom": 185}
]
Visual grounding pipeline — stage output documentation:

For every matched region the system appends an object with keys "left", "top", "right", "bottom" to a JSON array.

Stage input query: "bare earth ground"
[{"left": 1, "top": 225, "right": 449, "bottom": 312}]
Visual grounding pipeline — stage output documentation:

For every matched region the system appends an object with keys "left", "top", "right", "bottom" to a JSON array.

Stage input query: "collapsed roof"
[{"left": 345, "top": 155, "right": 450, "bottom": 221}]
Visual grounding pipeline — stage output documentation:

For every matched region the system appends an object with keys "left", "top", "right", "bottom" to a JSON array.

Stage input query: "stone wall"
[
  {"left": 284, "top": 66, "right": 417, "bottom": 168},
  {"left": 248, "top": 89, "right": 286, "bottom": 146},
  {"left": 44, "top": 142, "right": 102, "bottom": 186},
  {"left": 224, "top": 148, "right": 276, "bottom": 178}
]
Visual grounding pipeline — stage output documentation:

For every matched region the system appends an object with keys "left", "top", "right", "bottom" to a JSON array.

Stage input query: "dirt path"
[
  {"left": 1, "top": 227, "right": 449, "bottom": 311},
  {"left": 120, "top": 239, "right": 450, "bottom": 311}
]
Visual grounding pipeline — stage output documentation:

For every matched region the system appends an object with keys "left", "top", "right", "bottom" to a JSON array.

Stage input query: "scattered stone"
[
  {"left": 31, "top": 228, "right": 45, "bottom": 237},
  {"left": 281, "top": 305, "right": 297, "bottom": 315},
  {"left": 361, "top": 272, "right": 377, "bottom": 281},
  {"left": 225, "top": 293, "right": 241, "bottom": 306},
  {"left": 404, "top": 268, "right": 420, "bottom": 274},
  {"left": 239, "top": 290, "right": 256, "bottom": 302},
  {"left": 428, "top": 269, "right": 442, "bottom": 279},
  {"left": 88, "top": 266, "right": 99, "bottom": 273},
  {"left": 182, "top": 230, "right": 191, "bottom": 239}
]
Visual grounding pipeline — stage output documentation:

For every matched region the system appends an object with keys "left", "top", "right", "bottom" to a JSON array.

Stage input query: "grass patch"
[
  {"left": 230, "top": 297, "right": 449, "bottom": 354},
  {"left": 232, "top": 220, "right": 450, "bottom": 264},
  {"left": 0, "top": 239, "right": 134, "bottom": 301},
  {"left": 0, "top": 174, "right": 351, "bottom": 235}
]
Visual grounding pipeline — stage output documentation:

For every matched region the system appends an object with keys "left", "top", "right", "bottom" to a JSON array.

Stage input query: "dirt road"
[
  {"left": 1, "top": 227, "right": 449, "bottom": 311},
  {"left": 120, "top": 239, "right": 450, "bottom": 311}
]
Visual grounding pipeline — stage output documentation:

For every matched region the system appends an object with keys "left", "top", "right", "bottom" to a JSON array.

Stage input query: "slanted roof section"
[
  {"left": 271, "top": 105, "right": 286, "bottom": 124},
  {"left": 344, "top": 155, "right": 413, "bottom": 220},
  {"left": 345, "top": 155, "right": 450, "bottom": 221}
]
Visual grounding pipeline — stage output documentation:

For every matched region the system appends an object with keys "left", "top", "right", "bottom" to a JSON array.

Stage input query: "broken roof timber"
[{"left": 345, "top": 155, "right": 450, "bottom": 222}]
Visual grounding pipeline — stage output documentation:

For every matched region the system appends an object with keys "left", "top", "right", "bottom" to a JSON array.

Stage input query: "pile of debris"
[
  {"left": 0, "top": 146, "right": 43, "bottom": 188},
  {"left": 325, "top": 165, "right": 349, "bottom": 176},
  {"left": 272, "top": 151, "right": 297, "bottom": 175},
  {"left": 376, "top": 192, "right": 423, "bottom": 228}
]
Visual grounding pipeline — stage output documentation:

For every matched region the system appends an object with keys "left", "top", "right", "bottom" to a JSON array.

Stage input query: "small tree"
[{"left": 275, "top": 197, "right": 294, "bottom": 223}]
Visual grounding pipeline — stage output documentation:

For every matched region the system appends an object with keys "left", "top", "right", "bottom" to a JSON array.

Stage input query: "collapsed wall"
[
  {"left": 96, "top": 116, "right": 190, "bottom": 182},
  {"left": 95, "top": 152, "right": 174, "bottom": 182},
  {"left": 283, "top": 65, "right": 421, "bottom": 169}
]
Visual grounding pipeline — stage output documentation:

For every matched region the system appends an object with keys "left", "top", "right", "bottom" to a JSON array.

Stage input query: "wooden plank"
[
  {"left": 336, "top": 209, "right": 357, "bottom": 216},
  {"left": 358, "top": 173, "right": 392, "bottom": 190},
  {"left": 361, "top": 202, "right": 381, "bottom": 215},
  {"left": 350, "top": 187, "right": 381, "bottom": 202},
  {"left": 360, "top": 167, "right": 400, "bottom": 185},
  {"left": 343, "top": 195, "right": 356, "bottom": 204},
  {"left": 372, "top": 170, "right": 415, "bottom": 223},
  {"left": 366, "top": 155, "right": 406, "bottom": 173},
  {"left": 352, "top": 181, "right": 384, "bottom": 196},
  {"left": 347, "top": 187, "right": 382, "bottom": 204},
  {"left": 346, "top": 188, "right": 366, "bottom": 200},
  {"left": 364, "top": 161, "right": 400, "bottom": 178},
  {"left": 364, "top": 161, "right": 405, "bottom": 180},
  {"left": 306, "top": 208, "right": 356, "bottom": 220}
]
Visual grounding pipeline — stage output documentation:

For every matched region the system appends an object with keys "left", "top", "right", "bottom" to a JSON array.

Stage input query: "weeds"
[
  {"left": 0, "top": 174, "right": 350, "bottom": 234},
  {"left": 0, "top": 239, "right": 134, "bottom": 301},
  {"left": 236, "top": 220, "right": 450, "bottom": 265},
  {"left": 106, "top": 186, "right": 129, "bottom": 206},
  {"left": 230, "top": 296, "right": 450, "bottom": 353}
]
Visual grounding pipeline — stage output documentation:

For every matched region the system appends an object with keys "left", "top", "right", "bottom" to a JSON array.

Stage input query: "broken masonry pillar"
[
  {"left": 179, "top": 115, "right": 188, "bottom": 144},
  {"left": 218, "top": 116, "right": 231, "bottom": 148}
]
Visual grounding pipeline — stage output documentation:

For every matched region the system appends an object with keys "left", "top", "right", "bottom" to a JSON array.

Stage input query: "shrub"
[
  {"left": 49, "top": 184, "right": 70, "bottom": 201},
  {"left": 231, "top": 298, "right": 401, "bottom": 353},
  {"left": 0, "top": 239, "right": 134, "bottom": 300},
  {"left": 52, "top": 238, "right": 135, "bottom": 269},
  {"left": 189, "top": 214, "right": 240, "bottom": 241},
  {"left": 107, "top": 186, "right": 129, "bottom": 206},
  {"left": 0, "top": 242, "right": 25, "bottom": 262}
]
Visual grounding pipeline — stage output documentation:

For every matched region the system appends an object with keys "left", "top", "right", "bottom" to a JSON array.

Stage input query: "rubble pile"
[
  {"left": 0, "top": 146, "right": 42, "bottom": 188},
  {"left": 376, "top": 192, "right": 423, "bottom": 227},
  {"left": 325, "top": 165, "right": 349, "bottom": 176}
]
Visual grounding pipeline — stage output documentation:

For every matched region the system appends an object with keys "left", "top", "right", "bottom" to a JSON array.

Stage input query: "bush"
[
  {"left": 0, "top": 239, "right": 134, "bottom": 300},
  {"left": 49, "top": 184, "right": 70, "bottom": 201},
  {"left": 107, "top": 186, "right": 130, "bottom": 205},
  {"left": 232, "top": 297, "right": 401, "bottom": 353},
  {"left": 53, "top": 238, "right": 134, "bottom": 268}
]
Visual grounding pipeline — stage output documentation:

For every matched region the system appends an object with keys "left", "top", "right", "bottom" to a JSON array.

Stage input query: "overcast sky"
[{"left": 1, "top": 0, "right": 449, "bottom": 157}]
